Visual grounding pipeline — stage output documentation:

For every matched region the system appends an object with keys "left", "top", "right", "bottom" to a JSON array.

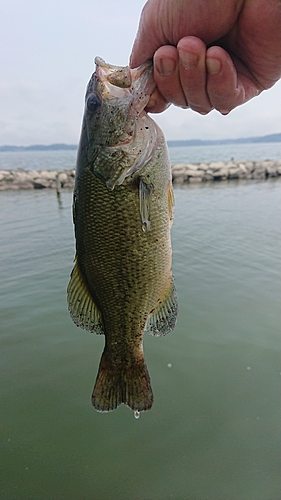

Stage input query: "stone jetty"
[
  {"left": 0, "top": 160, "right": 281, "bottom": 191},
  {"left": 0, "top": 169, "right": 75, "bottom": 191},
  {"left": 171, "top": 159, "right": 281, "bottom": 183}
]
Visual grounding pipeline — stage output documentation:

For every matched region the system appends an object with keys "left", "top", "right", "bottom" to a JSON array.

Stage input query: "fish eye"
[{"left": 86, "top": 93, "right": 101, "bottom": 113}]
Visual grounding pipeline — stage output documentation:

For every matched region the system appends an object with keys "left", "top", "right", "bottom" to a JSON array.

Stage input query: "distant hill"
[
  {"left": 0, "top": 143, "right": 77, "bottom": 152},
  {"left": 0, "top": 133, "right": 280, "bottom": 152},
  {"left": 167, "top": 133, "right": 281, "bottom": 147}
]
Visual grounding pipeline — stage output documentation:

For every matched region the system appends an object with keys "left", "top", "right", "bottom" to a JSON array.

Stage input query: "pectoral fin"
[
  {"left": 145, "top": 276, "right": 178, "bottom": 336},
  {"left": 67, "top": 259, "right": 104, "bottom": 334},
  {"left": 168, "top": 181, "right": 175, "bottom": 224},
  {"left": 139, "top": 178, "right": 153, "bottom": 232}
]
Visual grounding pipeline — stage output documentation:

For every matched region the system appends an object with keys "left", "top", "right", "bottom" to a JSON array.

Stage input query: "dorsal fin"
[{"left": 67, "top": 259, "right": 104, "bottom": 334}]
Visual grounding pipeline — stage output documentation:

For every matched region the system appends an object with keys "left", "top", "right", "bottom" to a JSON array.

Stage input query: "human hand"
[{"left": 130, "top": 0, "right": 281, "bottom": 114}]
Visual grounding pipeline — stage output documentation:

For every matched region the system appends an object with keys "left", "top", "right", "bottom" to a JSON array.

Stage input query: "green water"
[{"left": 1, "top": 179, "right": 281, "bottom": 500}]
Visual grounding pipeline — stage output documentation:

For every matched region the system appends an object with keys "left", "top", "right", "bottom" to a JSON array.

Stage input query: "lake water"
[
  {"left": 1, "top": 143, "right": 281, "bottom": 500},
  {"left": 0, "top": 141, "right": 281, "bottom": 171}
]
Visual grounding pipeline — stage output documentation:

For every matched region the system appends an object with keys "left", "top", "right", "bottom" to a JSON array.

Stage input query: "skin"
[{"left": 130, "top": 0, "right": 281, "bottom": 114}]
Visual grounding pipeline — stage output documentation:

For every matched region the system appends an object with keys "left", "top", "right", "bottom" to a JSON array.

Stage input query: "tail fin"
[{"left": 92, "top": 350, "right": 154, "bottom": 412}]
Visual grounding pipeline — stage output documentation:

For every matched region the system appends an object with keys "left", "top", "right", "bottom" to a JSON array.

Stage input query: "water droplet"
[
  {"left": 246, "top": 366, "right": 251, "bottom": 371},
  {"left": 134, "top": 410, "right": 140, "bottom": 419},
  {"left": 167, "top": 363, "right": 172, "bottom": 368}
]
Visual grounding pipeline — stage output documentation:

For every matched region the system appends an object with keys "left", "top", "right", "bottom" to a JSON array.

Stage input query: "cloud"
[{"left": 0, "top": 78, "right": 84, "bottom": 145}]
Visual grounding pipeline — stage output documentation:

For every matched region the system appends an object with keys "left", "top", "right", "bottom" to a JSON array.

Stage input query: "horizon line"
[{"left": 0, "top": 132, "right": 280, "bottom": 150}]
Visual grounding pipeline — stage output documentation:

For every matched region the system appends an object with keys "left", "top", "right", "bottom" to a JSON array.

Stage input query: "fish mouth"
[
  {"left": 94, "top": 56, "right": 156, "bottom": 111},
  {"left": 91, "top": 57, "right": 158, "bottom": 190}
]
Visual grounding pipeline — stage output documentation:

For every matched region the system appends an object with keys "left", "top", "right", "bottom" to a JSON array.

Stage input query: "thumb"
[{"left": 130, "top": 3, "right": 163, "bottom": 68}]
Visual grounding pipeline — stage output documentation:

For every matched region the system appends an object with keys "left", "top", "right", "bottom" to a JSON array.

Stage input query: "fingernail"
[
  {"left": 206, "top": 57, "right": 221, "bottom": 75},
  {"left": 179, "top": 50, "right": 199, "bottom": 70},
  {"left": 156, "top": 58, "right": 176, "bottom": 76}
]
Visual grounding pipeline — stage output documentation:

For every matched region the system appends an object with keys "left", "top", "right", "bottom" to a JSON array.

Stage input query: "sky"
[{"left": 1, "top": 0, "right": 280, "bottom": 146}]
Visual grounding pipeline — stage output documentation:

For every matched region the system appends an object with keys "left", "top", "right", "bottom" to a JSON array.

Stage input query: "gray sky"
[{"left": 1, "top": 0, "right": 280, "bottom": 146}]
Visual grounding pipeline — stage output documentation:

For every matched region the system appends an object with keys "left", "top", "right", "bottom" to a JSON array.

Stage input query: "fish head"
[{"left": 82, "top": 57, "right": 157, "bottom": 189}]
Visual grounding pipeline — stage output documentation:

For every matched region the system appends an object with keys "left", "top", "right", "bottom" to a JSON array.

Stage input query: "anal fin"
[
  {"left": 145, "top": 276, "right": 178, "bottom": 336},
  {"left": 67, "top": 259, "right": 103, "bottom": 334}
]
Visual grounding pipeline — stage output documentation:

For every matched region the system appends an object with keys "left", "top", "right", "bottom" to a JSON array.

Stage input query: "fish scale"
[{"left": 77, "top": 161, "right": 171, "bottom": 333}]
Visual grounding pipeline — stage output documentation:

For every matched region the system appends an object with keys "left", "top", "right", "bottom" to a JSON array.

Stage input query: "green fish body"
[{"left": 67, "top": 58, "right": 178, "bottom": 413}]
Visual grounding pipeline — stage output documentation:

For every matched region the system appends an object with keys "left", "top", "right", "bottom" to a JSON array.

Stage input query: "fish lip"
[
  {"left": 130, "top": 59, "right": 153, "bottom": 83},
  {"left": 94, "top": 56, "right": 156, "bottom": 102},
  {"left": 94, "top": 57, "right": 132, "bottom": 89},
  {"left": 131, "top": 60, "right": 156, "bottom": 103}
]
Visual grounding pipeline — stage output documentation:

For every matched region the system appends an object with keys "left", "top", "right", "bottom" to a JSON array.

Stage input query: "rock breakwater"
[
  {"left": 0, "top": 169, "right": 75, "bottom": 191},
  {"left": 0, "top": 160, "right": 280, "bottom": 191},
  {"left": 172, "top": 159, "right": 281, "bottom": 183}
]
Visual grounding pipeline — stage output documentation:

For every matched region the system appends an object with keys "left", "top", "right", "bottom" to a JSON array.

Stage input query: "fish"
[{"left": 67, "top": 57, "right": 178, "bottom": 413}]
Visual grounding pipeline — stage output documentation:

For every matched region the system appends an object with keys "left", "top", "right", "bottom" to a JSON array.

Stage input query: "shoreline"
[{"left": 0, "top": 159, "right": 281, "bottom": 191}]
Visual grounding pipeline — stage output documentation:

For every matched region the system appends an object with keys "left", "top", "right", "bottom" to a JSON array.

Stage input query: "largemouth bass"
[{"left": 67, "top": 57, "right": 178, "bottom": 413}]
